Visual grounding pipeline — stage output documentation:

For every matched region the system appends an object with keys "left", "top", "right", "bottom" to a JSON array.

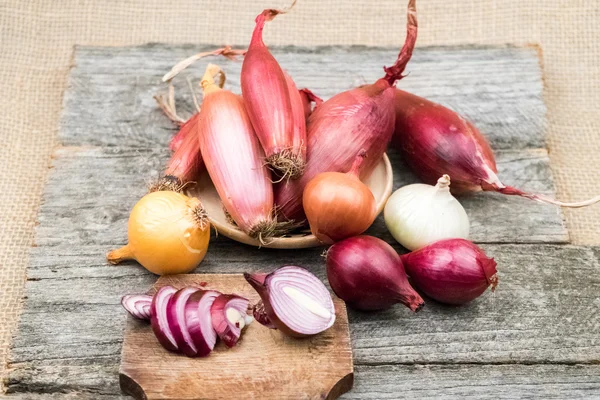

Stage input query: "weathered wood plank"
[
  {"left": 33, "top": 146, "right": 567, "bottom": 249},
  {"left": 61, "top": 44, "right": 545, "bottom": 150}
]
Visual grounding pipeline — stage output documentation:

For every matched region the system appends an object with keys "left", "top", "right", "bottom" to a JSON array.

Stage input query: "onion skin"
[
  {"left": 275, "top": 0, "right": 417, "bottom": 221},
  {"left": 299, "top": 88, "right": 323, "bottom": 119},
  {"left": 198, "top": 65, "right": 278, "bottom": 239},
  {"left": 241, "top": 9, "right": 301, "bottom": 178},
  {"left": 401, "top": 238, "right": 498, "bottom": 305},
  {"left": 326, "top": 235, "right": 424, "bottom": 312},
  {"left": 169, "top": 112, "right": 200, "bottom": 153},
  {"left": 303, "top": 151, "right": 376, "bottom": 244},
  {"left": 163, "top": 117, "right": 204, "bottom": 187},
  {"left": 106, "top": 191, "right": 210, "bottom": 275}
]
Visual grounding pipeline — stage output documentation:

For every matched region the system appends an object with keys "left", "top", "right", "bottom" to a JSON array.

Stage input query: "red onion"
[
  {"left": 184, "top": 289, "right": 221, "bottom": 357},
  {"left": 121, "top": 294, "right": 152, "bottom": 320},
  {"left": 241, "top": 7, "right": 305, "bottom": 179},
  {"left": 392, "top": 89, "right": 600, "bottom": 207},
  {"left": 198, "top": 64, "right": 292, "bottom": 241},
  {"left": 167, "top": 287, "right": 205, "bottom": 357},
  {"left": 244, "top": 266, "right": 336, "bottom": 338},
  {"left": 275, "top": 0, "right": 418, "bottom": 221},
  {"left": 401, "top": 238, "right": 498, "bottom": 305},
  {"left": 326, "top": 235, "right": 424, "bottom": 311},
  {"left": 150, "top": 286, "right": 179, "bottom": 352},
  {"left": 252, "top": 300, "right": 276, "bottom": 329},
  {"left": 210, "top": 294, "right": 251, "bottom": 348}
]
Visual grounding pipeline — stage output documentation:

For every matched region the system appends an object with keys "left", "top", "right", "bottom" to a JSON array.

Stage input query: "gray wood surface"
[{"left": 7, "top": 45, "right": 596, "bottom": 399}]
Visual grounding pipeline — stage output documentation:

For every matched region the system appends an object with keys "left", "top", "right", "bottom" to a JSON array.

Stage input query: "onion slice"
[
  {"left": 245, "top": 266, "right": 336, "bottom": 337},
  {"left": 167, "top": 287, "right": 204, "bottom": 357},
  {"left": 185, "top": 290, "right": 220, "bottom": 357},
  {"left": 150, "top": 286, "right": 179, "bottom": 352},
  {"left": 121, "top": 294, "right": 153, "bottom": 320},
  {"left": 210, "top": 294, "right": 251, "bottom": 347}
]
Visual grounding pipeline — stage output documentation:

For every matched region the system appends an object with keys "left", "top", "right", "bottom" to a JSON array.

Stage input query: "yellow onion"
[{"left": 107, "top": 191, "right": 210, "bottom": 275}]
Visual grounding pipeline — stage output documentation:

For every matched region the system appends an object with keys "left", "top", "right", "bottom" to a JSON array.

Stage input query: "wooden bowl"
[{"left": 187, "top": 154, "right": 393, "bottom": 249}]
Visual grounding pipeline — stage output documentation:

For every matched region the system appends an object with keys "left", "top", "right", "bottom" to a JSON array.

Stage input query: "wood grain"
[
  {"left": 6, "top": 45, "right": 586, "bottom": 399},
  {"left": 119, "top": 274, "right": 353, "bottom": 400}
]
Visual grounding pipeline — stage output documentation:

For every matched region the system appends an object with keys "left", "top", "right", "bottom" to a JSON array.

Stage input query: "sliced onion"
[
  {"left": 185, "top": 290, "right": 220, "bottom": 357},
  {"left": 150, "top": 286, "right": 178, "bottom": 352},
  {"left": 121, "top": 294, "right": 153, "bottom": 320},
  {"left": 210, "top": 294, "right": 251, "bottom": 348},
  {"left": 245, "top": 266, "right": 336, "bottom": 338},
  {"left": 167, "top": 287, "right": 202, "bottom": 357}
]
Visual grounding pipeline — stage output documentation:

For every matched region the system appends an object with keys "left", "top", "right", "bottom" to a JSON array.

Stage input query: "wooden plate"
[{"left": 187, "top": 154, "right": 394, "bottom": 249}]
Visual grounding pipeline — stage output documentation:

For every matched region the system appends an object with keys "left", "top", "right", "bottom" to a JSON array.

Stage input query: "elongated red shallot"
[
  {"left": 275, "top": 0, "right": 418, "bottom": 221},
  {"left": 392, "top": 89, "right": 600, "bottom": 207},
  {"left": 198, "top": 64, "right": 293, "bottom": 242},
  {"left": 241, "top": 5, "right": 305, "bottom": 179}
]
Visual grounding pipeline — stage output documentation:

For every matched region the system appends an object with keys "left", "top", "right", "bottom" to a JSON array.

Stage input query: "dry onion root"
[{"left": 107, "top": 191, "right": 210, "bottom": 275}]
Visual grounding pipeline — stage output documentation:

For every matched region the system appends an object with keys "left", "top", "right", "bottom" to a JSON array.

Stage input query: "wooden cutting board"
[{"left": 119, "top": 274, "right": 353, "bottom": 400}]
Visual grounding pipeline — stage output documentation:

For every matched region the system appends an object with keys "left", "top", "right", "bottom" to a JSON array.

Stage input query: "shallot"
[
  {"left": 392, "top": 89, "right": 600, "bottom": 207},
  {"left": 326, "top": 235, "right": 424, "bottom": 311},
  {"left": 384, "top": 174, "right": 470, "bottom": 250},
  {"left": 197, "top": 64, "right": 293, "bottom": 242},
  {"left": 275, "top": 0, "right": 418, "bottom": 221},
  {"left": 107, "top": 191, "right": 210, "bottom": 275},
  {"left": 401, "top": 238, "right": 498, "bottom": 305},
  {"left": 303, "top": 150, "right": 376, "bottom": 244},
  {"left": 241, "top": 5, "right": 305, "bottom": 179},
  {"left": 244, "top": 266, "right": 336, "bottom": 337}
]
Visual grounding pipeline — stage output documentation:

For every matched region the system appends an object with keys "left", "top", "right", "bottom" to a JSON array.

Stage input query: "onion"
[
  {"left": 121, "top": 294, "right": 153, "bottom": 320},
  {"left": 400, "top": 238, "right": 498, "bottom": 305},
  {"left": 392, "top": 89, "right": 600, "bottom": 207},
  {"left": 167, "top": 287, "right": 204, "bottom": 357},
  {"left": 198, "top": 64, "right": 294, "bottom": 241},
  {"left": 107, "top": 191, "right": 210, "bottom": 275},
  {"left": 244, "top": 266, "right": 336, "bottom": 337},
  {"left": 241, "top": 7, "right": 305, "bottom": 179},
  {"left": 150, "top": 286, "right": 179, "bottom": 352},
  {"left": 303, "top": 150, "right": 376, "bottom": 244},
  {"left": 326, "top": 235, "right": 424, "bottom": 311},
  {"left": 275, "top": 0, "right": 418, "bottom": 221},
  {"left": 210, "top": 294, "right": 251, "bottom": 347},
  {"left": 384, "top": 174, "right": 470, "bottom": 250},
  {"left": 252, "top": 300, "right": 276, "bottom": 329},
  {"left": 184, "top": 290, "right": 221, "bottom": 357},
  {"left": 298, "top": 88, "right": 322, "bottom": 118}
]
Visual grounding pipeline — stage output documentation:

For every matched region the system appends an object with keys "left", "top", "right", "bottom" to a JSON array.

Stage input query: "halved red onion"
[
  {"left": 121, "top": 294, "right": 153, "bottom": 320},
  {"left": 150, "top": 286, "right": 178, "bottom": 352},
  {"left": 184, "top": 290, "right": 220, "bottom": 357},
  {"left": 210, "top": 294, "right": 251, "bottom": 348},
  {"left": 244, "top": 266, "right": 336, "bottom": 338},
  {"left": 166, "top": 287, "right": 203, "bottom": 357},
  {"left": 252, "top": 300, "right": 276, "bottom": 329}
]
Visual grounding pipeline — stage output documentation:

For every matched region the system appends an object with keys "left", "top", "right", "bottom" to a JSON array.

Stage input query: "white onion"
[{"left": 384, "top": 175, "right": 470, "bottom": 250}]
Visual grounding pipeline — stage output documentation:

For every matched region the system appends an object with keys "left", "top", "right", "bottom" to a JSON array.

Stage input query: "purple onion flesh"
[{"left": 121, "top": 294, "right": 152, "bottom": 320}]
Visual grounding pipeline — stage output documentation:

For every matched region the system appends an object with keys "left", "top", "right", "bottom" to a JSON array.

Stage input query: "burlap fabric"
[{"left": 1, "top": 0, "right": 599, "bottom": 391}]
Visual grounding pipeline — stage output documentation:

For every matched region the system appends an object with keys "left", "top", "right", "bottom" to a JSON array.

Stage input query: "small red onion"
[
  {"left": 401, "top": 238, "right": 498, "bottom": 305},
  {"left": 150, "top": 286, "right": 179, "bottom": 352},
  {"left": 210, "top": 294, "right": 251, "bottom": 348},
  {"left": 326, "top": 235, "right": 424, "bottom": 312},
  {"left": 184, "top": 290, "right": 220, "bottom": 357},
  {"left": 167, "top": 287, "right": 204, "bottom": 357},
  {"left": 121, "top": 294, "right": 153, "bottom": 320},
  {"left": 244, "top": 266, "right": 336, "bottom": 338}
]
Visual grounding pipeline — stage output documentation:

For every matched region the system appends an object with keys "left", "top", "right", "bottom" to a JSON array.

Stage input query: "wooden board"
[
  {"left": 6, "top": 45, "right": 592, "bottom": 399},
  {"left": 119, "top": 274, "right": 353, "bottom": 400}
]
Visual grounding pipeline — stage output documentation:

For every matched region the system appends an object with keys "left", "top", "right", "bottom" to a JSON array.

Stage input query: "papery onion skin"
[
  {"left": 392, "top": 89, "right": 600, "bottom": 207},
  {"left": 275, "top": 0, "right": 417, "bottom": 221},
  {"left": 401, "top": 238, "right": 498, "bottom": 305},
  {"left": 326, "top": 235, "right": 424, "bottom": 312},
  {"left": 384, "top": 174, "right": 470, "bottom": 251},
  {"left": 244, "top": 267, "right": 336, "bottom": 338},
  {"left": 198, "top": 64, "right": 284, "bottom": 240},
  {"left": 106, "top": 191, "right": 210, "bottom": 275},
  {"left": 303, "top": 151, "right": 376, "bottom": 244},
  {"left": 241, "top": 9, "right": 301, "bottom": 178},
  {"left": 185, "top": 290, "right": 220, "bottom": 357},
  {"left": 299, "top": 88, "right": 322, "bottom": 119},
  {"left": 150, "top": 286, "right": 179, "bottom": 352}
]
